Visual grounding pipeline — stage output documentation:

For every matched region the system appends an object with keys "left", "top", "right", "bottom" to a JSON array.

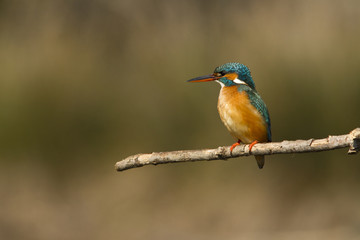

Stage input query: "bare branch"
[{"left": 115, "top": 128, "right": 360, "bottom": 171}]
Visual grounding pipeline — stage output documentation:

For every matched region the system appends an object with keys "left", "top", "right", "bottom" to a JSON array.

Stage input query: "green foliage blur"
[{"left": 0, "top": 0, "right": 359, "bottom": 239}]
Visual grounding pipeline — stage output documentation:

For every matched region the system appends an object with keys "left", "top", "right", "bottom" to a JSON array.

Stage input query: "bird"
[{"left": 188, "top": 62, "right": 271, "bottom": 169}]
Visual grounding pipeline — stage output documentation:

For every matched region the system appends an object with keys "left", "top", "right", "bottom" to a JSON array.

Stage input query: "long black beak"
[{"left": 187, "top": 74, "right": 218, "bottom": 82}]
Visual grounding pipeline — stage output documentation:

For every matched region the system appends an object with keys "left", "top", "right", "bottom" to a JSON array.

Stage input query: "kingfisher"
[{"left": 188, "top": 62, "right": 271, "bottom": 169}]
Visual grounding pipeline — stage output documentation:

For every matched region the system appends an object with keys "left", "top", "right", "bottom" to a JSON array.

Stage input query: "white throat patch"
[{"left": 215, "top": 80, "right": 225, "bottom": 88}]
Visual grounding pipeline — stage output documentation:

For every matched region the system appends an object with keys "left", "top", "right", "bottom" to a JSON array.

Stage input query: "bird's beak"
[{"left": 187, "top": 74, "right": 218, "bottom": 83}]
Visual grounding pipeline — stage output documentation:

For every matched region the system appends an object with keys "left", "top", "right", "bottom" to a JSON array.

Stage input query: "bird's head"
[{"left": 188, "top": 62, "right": 256, "bottom": 89}]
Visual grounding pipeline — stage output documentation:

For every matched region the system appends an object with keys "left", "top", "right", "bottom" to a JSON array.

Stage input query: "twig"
[{"left": 115, "top": 128, "right": 360, "bottom": 171}]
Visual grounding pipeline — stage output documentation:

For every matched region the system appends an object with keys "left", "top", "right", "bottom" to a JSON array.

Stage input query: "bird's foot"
[
  {"left": 230, "top": 140, "right": 241, "bottom": 153},
  {"left": 248, "top": 140, "right": 259, "bottom": 153}
]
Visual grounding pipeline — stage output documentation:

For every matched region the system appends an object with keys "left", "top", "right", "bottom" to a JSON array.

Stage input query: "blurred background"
[{"left": 0, "top": 0, "right": 360, "bottom": 239}]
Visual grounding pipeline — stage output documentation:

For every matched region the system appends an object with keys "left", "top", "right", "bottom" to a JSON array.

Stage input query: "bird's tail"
[{"left": 255, "top": 155, "right": 265, "bottom": 169}]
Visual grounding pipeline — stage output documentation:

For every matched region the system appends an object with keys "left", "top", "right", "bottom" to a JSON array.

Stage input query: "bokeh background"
[{"left": 1, "top": 0, "right": 360, "bottom": 239}]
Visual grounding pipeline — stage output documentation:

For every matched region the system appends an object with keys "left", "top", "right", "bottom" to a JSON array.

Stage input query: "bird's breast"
[{"left": 217, "top": 86, "right": 268, "bottom": 143}]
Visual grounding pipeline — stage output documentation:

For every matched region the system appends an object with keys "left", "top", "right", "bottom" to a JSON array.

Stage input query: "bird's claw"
[
  {"left": 248, "top": 140, "right": 259, "bottom": 153},
  {"left": 230, "top": 140, "right": 241, "bottom": 154}
]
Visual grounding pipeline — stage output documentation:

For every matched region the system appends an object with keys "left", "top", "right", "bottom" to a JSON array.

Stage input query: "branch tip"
[{"left": 348, "top": 128, "right": 360, "bottom": 154}]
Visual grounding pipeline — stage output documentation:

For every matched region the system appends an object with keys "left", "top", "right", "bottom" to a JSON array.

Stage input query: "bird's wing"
[{"left": 244, "top": 88, "right": 272, "bottom": 142}]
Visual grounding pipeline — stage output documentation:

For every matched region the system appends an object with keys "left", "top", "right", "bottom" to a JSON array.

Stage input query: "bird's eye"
[{"left": 214, "top": 71, "right": 226, "bottom": 77}]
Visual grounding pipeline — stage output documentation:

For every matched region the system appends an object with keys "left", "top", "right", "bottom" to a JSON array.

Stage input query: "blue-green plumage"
[
  {"left": 214, "top": 63, "right": 256, "bottom": 89},
  {"left": 240, "top": 85, "right": 272, "bottom": 142}
]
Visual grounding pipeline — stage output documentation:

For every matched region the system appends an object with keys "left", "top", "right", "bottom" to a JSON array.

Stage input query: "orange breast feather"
[{"left": 217, "top": 86, "right": 268, "bottom": 143}]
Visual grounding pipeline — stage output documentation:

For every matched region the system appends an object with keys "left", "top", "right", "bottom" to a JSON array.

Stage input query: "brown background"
[{"left": 1, "top": 0, "right": 360, "bottom": 239}]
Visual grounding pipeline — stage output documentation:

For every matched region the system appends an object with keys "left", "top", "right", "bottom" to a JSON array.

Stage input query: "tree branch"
[{"left": 115, "top": 128, "right": 360, "bottom": 171}]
